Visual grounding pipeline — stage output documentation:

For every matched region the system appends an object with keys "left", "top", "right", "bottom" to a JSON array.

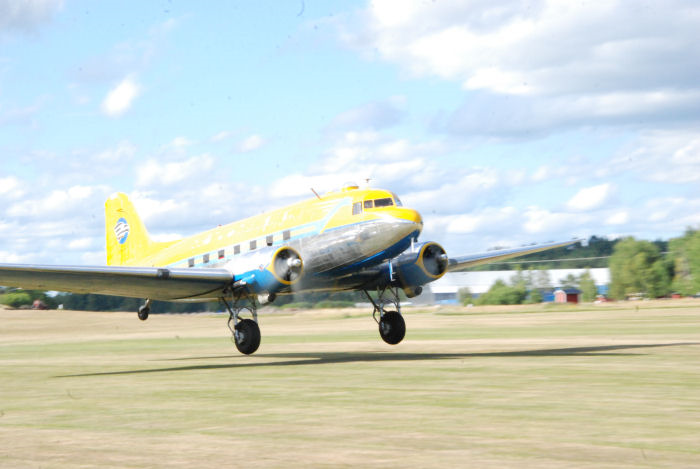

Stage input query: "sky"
[{"left": 1, "top": 0, "right": 700, "bottom": 265}]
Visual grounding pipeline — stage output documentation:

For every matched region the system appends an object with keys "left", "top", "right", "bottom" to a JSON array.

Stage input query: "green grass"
[{"left": 1, "top": 303, "right": 700, "bottom": 468}]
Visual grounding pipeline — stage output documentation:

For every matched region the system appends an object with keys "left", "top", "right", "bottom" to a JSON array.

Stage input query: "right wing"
[
  {"left": 0, "top": 264, "right": 234, "bottom": 301},
  {"left": 447, "top": 239, "right": 581, "bottom": 271}
]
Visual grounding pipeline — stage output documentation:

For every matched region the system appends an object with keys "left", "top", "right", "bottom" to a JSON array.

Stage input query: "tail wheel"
[
  {"left": 379, "top": 311, "right": 405, "bottom": 345},
  {"left": 234, "top": 319, "right": 261, "bottom": 355}
]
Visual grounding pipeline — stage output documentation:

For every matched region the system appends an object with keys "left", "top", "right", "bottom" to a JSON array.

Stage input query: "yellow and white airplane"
[{"left": 0, "top": 183, "right": 576, "bottom": 354}]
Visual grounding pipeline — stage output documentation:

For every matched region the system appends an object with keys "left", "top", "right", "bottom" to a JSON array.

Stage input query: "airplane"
[{"left": 0, "top": 183, "right": 577, "bottom": 355}]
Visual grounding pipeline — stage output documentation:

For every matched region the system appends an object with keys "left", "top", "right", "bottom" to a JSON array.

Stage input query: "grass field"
[{"left": 1, "top": 301, "right": 699, "bottom": 468}]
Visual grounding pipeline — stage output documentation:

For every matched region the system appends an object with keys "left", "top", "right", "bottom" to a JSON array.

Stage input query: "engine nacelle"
[
  {"left": 392, "top": 242, "right": 448, "bottom": 293},
  {"left": 227, "top": 246, "right": 303, "bottom": 295}
]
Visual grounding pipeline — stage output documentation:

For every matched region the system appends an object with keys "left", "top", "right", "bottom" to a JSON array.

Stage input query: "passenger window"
[
  {"left": 203, "top": 254, "right": 210, "bottom": 263},
  {"left": 218, "top": 249, "right": 225, "bottom": 259},
  {"left": 188, "top": 258, "right": 194, "bottom": 267},
  {"left": 352, "top": 202, "right": 362, "bottom": 215},
  {"left": 374, "top": 198, "right": 394, "bottom": 207},
  {"left": 266, "top": 235, "right": 273, "bottom": 246},
  {"left": 233, "top": 245, "right": 240, "bottom": 255},
  {"left": 250, "top": 240, "right": 257, "bottom": 251},
  {"left": 363, "top": 200, "right": 373, "bottom": 209},
  {"left": 283, "top": 230, "right": 290, "bottom": 241}
]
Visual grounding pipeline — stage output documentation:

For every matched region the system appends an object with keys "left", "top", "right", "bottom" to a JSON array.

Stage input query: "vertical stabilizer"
[{"left": 105, "top": 193, "right": 167, "bottom": 266}]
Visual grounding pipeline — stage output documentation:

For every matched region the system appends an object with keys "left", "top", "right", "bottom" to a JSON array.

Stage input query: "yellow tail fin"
[{"left": 105, "top": 193, "right": 175, "bottom": 266}]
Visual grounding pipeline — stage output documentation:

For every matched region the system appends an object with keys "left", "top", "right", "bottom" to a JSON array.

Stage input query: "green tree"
[
  {"left": 559, "top": 273, "right": 579, "bottom": 290},
  {"left": 458, "top": 287, "right": 473, "bottom": 305},
  {"left": 579, "top": 270, "right": 597, "bottom": 302},
  {"left": 609, "top": 237, "right": 671, "bottom": 299},
  {"left": 0, "top": 291, "right": 32, "bottom": 308},
  {"left": 669, "top": 229, "right": 700, "bottom": 296},
  {"left": 476, "top": 279, "right": 527, "bottom": 305}
]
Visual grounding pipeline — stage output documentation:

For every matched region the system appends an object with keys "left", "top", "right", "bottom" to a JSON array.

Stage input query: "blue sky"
[{"left": 1, "top": 0, "right": 700, "bottom": 265}]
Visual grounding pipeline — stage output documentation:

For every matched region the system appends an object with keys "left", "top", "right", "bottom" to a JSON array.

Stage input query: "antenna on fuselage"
[{"left": 310, "top": 188, "right": 321, "bottom": 199}]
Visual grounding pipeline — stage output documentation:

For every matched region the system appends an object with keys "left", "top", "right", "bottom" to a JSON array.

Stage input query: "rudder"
[{"left": 105, "top": 193, "right": 163, "bottom": 266}]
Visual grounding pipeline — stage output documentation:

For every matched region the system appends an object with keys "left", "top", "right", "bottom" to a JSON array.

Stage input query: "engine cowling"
[
  {"left": 228, "top": 246, "right": 303, "bottom": 294},
  {"left": 392, "top": 242, "right": 448, "bottom": 295}
]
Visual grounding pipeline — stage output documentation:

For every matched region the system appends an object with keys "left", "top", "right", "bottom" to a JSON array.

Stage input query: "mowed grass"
[{"left": 1, "top": 302, "right": 700, "bottom": 468}]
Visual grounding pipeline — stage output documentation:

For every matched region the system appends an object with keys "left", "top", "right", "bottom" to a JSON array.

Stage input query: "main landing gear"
[
  {"left": 365, "top": 286, "right": 406, "bottom": 345},
  {"left": 222, "top": 290, "right": 261, "bottom": 355}
]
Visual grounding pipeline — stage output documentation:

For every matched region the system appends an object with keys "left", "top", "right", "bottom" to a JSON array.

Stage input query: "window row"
[{"left": 187, "top": 229, "right": 291, "bottom": 267}]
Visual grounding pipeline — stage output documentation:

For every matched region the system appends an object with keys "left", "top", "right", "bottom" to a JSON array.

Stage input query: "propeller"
[
  {"left": 422, "top": 243, "right": 448, "bottom": 276},
  {"left": 272, "top": 247, "right": 304, "bottom": 283}
]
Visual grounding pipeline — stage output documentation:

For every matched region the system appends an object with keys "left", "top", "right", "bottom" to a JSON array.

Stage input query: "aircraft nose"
[{"left": 404, "top": 208, "right": 423, "bottom": 226}]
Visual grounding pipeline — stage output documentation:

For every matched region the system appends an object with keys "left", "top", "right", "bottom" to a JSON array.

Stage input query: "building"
[{"left": 416, "top": 268, "right": 610, "bottom": 304}]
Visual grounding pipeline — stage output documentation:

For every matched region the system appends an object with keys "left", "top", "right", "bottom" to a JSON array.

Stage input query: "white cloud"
[
  {"left": 0, "top": 176, "right": 24, "bottom": 199},
  {"left": 566, "top": 183, "right": 612, "bottom": 211},
  {"left": 94, "top": 141, "right": 136, "bottom": 162},
  {"left": 135, "top": 154, "right": 215, "bottom": 187},
  {"left": 0, "top": 0, "right": 63, "bottom": 33},
  {"left": 351, "top": 1, "right": 700, "bottom": 97},
  {"left": 101, "top": 75, "right": 141, "bottom": 117},
  {"left": 238, "top": 134, "right": 265, "bottom": 152},
  {"left": 211, "top": 130, "right": 233, "bottom": 142},
  {"left": 605, "top": 211, "right": 629, "bottom": 226},
  {"left": 6, "top": 185, "right": 102, "bottom": 218}
]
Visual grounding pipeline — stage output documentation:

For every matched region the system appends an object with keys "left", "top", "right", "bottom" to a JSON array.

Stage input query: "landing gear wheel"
[
  {"left": 379, "top": 311, "right": 405, "bottom": 345},
  {"left": 137, "top": 306, "right": 150, "bottom": 321},
  {"left": 234, "top": 319, "right": 261, "bottom": 355}
]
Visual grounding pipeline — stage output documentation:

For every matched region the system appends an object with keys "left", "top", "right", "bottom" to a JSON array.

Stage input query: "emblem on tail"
[{"left": 114, "top": 218, "right": 130, "bottom": 245}]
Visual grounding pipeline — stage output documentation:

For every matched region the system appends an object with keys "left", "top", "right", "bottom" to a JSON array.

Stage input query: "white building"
[{"left": 417, "top": 268, "right": 610, "bottom": 304}]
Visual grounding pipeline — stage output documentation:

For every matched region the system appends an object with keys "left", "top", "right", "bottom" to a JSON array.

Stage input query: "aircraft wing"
[
  {"left": 447, "top": 239, "right": 580, "bottom": 271},
  {"left": 0, "top": 264, "right": 234, "bottom": 301}
]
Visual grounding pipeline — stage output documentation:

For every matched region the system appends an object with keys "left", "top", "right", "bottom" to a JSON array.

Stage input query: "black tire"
[
  {"left": 379, "top": 311, "right": 405, "bottom": 345},
  {"left": 234, "top": 319, "right": 261, "bottom": 355},
  {"left": 138, "top": 306, "right": 149, "bottom": 321}
]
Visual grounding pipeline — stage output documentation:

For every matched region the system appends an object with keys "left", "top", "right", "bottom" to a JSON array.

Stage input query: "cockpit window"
[
  {"left": 374, "top": 197, "right": 394, "bottom": 208},
  {"left": 363, "top": 200, "right": 373, "bottom": 209},
  {"left": 392, "top": 193, "right": 403, "bottom": 206},
  {"left": 352, "top": 202, "right": 362, "bottom": 215}
]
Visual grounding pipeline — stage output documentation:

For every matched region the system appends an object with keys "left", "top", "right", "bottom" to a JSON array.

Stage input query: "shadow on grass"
[{"left": 57, "top": 342, "right": 699, "bottom": 378}]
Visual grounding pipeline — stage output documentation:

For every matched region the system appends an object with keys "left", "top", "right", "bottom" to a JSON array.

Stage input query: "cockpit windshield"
[{"left": 373, "top": 197, "right": 394, "bottom": 208}]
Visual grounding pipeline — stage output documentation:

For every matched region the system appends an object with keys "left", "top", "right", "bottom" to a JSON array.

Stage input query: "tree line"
[{"left": 3, "top": 232, "right": 700, "bottom": 310}]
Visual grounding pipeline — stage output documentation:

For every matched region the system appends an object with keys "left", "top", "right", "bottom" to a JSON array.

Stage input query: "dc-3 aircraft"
[{"left": 0, "top": 184, "right": 576, "bottom": 355}]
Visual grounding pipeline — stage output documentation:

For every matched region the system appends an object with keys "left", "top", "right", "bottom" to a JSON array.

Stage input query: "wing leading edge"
[
  {"left": 447, "top": 239, "right": 581, "bottom": 271},
  {"left": 0, "top": 264, "right": 234, "bottom": 301}
]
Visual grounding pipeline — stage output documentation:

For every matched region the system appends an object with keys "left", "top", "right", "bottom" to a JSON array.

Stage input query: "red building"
[{"left": 553, "top": 288, "right": 581, "bottom": 304}]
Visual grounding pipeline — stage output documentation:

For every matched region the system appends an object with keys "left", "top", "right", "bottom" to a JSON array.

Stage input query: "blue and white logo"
[{"left": 114, "top": 218, "right": 130, "bottom": 244}]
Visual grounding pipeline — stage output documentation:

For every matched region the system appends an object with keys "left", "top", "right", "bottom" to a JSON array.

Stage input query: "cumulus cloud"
[
  {"left": 327, "top": 96, "right": 407, "bottom": 131},
  {"left": 94, "top": 141, "right": 136, "bottom": 162},
  {"left": 0, "top": 0, "right": 63, "bottom": 33},
  {"left": 136, "top": 154, "right": 215, "bottom": 187},
  {"left": 341, "top": 0, "right": 700, "bottom": 135},
  {"left": 610, "top": 130, "right": 700, "bottom": 183},
  {"left": 238, "top": 134, "right": 265, "bottom": 152},
  {"left": 566, "top": 183, "right": 613, "bottom": 211},
  {"left": 211, "top": 130, "right": 233, "bottom": 142},
  {"left": 101, "top": 76, "right": 141, "bottom": 117}
]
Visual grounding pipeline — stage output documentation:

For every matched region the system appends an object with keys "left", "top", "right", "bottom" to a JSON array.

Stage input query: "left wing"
[
  {"left": 0, "top": 264, "right": 234, "bottom": 301},
  {"left": 447, "top": 239, "right": 581, "bottom": 271}
]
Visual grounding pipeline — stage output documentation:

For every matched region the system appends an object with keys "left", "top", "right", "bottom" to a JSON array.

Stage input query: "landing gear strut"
[
  {"left": 222, "top": 290, "right": 261, "bottom": 355},
  {"left": 365, "top": 286, "right": 406, "bottom": 345},
  {"left": 138, "top": 299, "right": 151, "bottom": 321}
]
